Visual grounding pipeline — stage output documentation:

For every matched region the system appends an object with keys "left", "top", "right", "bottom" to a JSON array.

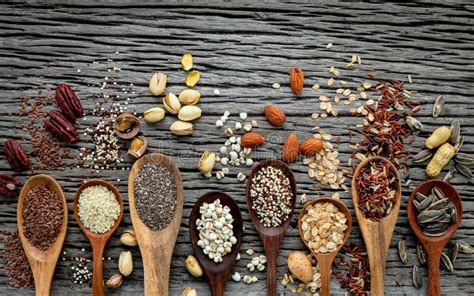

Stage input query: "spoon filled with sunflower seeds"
[{"left": 407, "top": 179, "right": 463, "bottom": 296}]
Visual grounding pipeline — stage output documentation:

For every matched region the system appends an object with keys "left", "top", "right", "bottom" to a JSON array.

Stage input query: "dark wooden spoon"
[
  {"left": 351, "top": 156, "right": 401, "bottom": 296},
  {"left": 246, "top": 159, "right": 297, "bottom": 296},
  {"left": 407, "top": 179, "right": 462, "bottom": 296},
  {"left": 17, "top": 174, "right": 68, "bottom": 296},
  {"left": 74, "top": 179, "right": 123, "bottom": 296},
  {"left": 189, "top": 192, "right": 243, "bottom": 296},
  {"left": 298, "top": 197, "right": 352, "bottom": 296}
]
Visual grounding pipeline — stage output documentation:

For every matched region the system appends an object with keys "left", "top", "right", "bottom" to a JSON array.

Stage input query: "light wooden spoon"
[
  {"left": 298, "top": 197, "right": 352, "bottom": 296},
  {"left": 128, "top": 153, "right": 183, "bottom": 295},
  {"left": 189, "top": 192, "right": 243, "bottom": 296},
  {"left": 17, "top": 174, "right": 68, "bottom": 296},
  {"left": 407, "top": 179, "right": 462, "bottom": 296},
  {"left": 351, "top": 156, "right": 401, "bottom": 296},
  {"left": 74, "top": 179, "right": 123, "bottom": 296},
  {"left": 246, "top": 159, "right": 297, "bottom": 296}
]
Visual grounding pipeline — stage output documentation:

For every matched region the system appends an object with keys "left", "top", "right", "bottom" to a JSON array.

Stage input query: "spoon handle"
[
  {"left": 317, "top": 254, "right": 336, "bottom": 296},
  {"left": 208, "top": 271, "right": 228, "bottom": 296},
  {"left": 263, "top": 235, "right": 281, "bottom": 296},
  {"left": 92, "top": 243, "right": 105, "bottom": 296},
  {"left": 33, "top": 261, "right": 54, "bottom": 296},
  {"left": 427, "top": 251, "right": 441, "bottom": 296},
  {"left": 142, "top": 243, "right": 172, "bottom": 295}
]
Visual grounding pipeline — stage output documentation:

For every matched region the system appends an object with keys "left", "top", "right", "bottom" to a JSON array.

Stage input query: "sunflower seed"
[
  {"left": 417, "top": 210, "right": 445, "bottom": 224},
  {"left": 415, "top": 192, "right": 428, "bottom": 202},
  {"left": 406, "top": 116, "right": 425, "bottom": 132},
  {"left": 449, "top": 119, "right": 460, "bottom": 144},
  {"left": 412, "top": 265, "right": 422, "bottom": 288},
  {"left": 456, "top": 240, "right": 474, "bottom": 254},
  {"left": 441, "top": 252, "right": 454, "bottom": 272},
  {"left": 415, "top": 194, "right": 435, "bottom": 212},
  {"left": 454, "top": 136, "right": 464, "bottom": 153},
  {"left": 455, "top": 153, "right": 474, "bottom": 166},
  {"left": 423, "top": 228, "right": 446, "bottom": 237},
  {"left": 426, "top": 198, "right": 450, "bottom": 211},
  {"left": 416, "top": 242, "right": 427, "bottom": 266},
  {"left": 456, "top": 163, "right": 472, "bottom": 178},
  {"left": 448, "top": 242, "right": 459, "bottom": 264},
  {"left": 398, "top": 240, "right": 408, "bottom": 264},
  {"left": 432, "top": 95, "right": 445, "bottom": 118},
  {"left": 412, "top": 149, "right": 433, "bottom": 163},
  {"left": 432, "top": 186, "right": 447, "bottom": 201},
  {"left": 443, "top": 169, "right": 457, "bottom": 181},
  {"left": 450, "top": 208, "right": 457, "bottom": 224}
]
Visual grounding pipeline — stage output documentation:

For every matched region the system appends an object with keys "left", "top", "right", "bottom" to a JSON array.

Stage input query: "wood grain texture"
[{"left": 0, "top": 1, "right": 473, "bottom": 295}]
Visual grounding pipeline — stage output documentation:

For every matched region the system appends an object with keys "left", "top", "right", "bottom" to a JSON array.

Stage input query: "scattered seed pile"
[
  {"left": 334, "top": 243, "right": 370, "bottom": 295},
  {"left": 22, "top": 185, "right": 63, "bottom": 250},
  {"left": 249, "top": 166, "right": 293, "bottom": 227},
  {"left": 0, "top": 231, "right": 34, "bottom": 288},
  {"left": 32, "top": 134, "right": 70, "bottom": 170},
  {"left": 78, "top": 185, "right": 121, "bottom": 234},
  {"left": 356, "top": 160, "right": 398, "bottom": 221},
  {"left": 134, "top": 163, "right": 177, "bottom": 230}
]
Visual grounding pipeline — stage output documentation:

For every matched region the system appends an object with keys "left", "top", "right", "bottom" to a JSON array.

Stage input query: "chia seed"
[{"left": 134, "top": 163, "right": 177, "bottom": 230}]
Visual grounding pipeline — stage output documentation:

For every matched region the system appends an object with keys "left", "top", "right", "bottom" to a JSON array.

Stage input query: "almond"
[
  {"left": 241, "top": 132, "right": 265, "bottom": 148},
  {"left": 299, "top": 138, "right": 324, "bottom": 156},
  {"left": 264, "top": 105, "right": 286, "bottom": 127},
  {"left": 283, "top": 133, "right": 299, "bottom": 163},
  {"left": 290, "top": 66, "right": 304, "bottom": 95}
]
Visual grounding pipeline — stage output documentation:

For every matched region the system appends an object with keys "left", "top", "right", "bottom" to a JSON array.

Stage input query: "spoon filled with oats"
[{"left": 298, "top": 197, "right": 352, "bottom": 296}]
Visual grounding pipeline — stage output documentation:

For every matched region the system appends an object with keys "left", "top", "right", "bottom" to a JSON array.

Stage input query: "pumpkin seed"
[
  {"left": 432, "top": 95, "right": 445, "bottom": 118},
  {"left": 441, "top": 252, "right": 454, "bottom": 272},
  {"left": 456, "top": 240, "right": 474, "bottom": 254},
  {"left": 456, "top": 162, "right": 472, "bottom": 178},
  {"left": 398, "top": 240, "right": 408, "bottom": 264},
  {"left": 412, "top": 265, "right": 422, "bottom": 288},
  {"left": 416, "top": 242, "right": 427, "bottom": 266},
  {"left": 449, "top": 119, "right": 460, "bottom": 144},
  {"left": 455, "top": 153, "right": 474, "bottom": 166},
  {"left": 412, "top": 149, "right": 432, "bottom": 163}
]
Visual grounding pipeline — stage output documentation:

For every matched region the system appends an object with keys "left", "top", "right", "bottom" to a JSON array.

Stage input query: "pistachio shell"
[
  {"left": 163, "top": 93, "right": 181, "bottom": 114},
  {"left": 120, "top": 229, "right": 138, "bottom": 246},
  {"left": 178, "top": 105, "right": 202, "bottom": 122},
  {"left": 185, "top": 70, "right": 200, "bottom": 87},
  {"left": 149, "top": 72, "right": 167, "bottom": 96},
  {"left": 181, "top": 53, "right": 193, "bottom": 71},
  {"left": 185, "top": 255, "right": 203, "bottom": 277},
  {"left": 143, "top": 107, "right": 165, "bottom": 123},
  {"left": 128, "top": 136, "right": 147, "bottom": 159},
  {"left": 182, "top": 287, "right": 198, "bottom": 296},
  {"left": 119, "top": 251, "right": 133, "bottom": 277},
  {"left": 198, "top": 151, "right": 215, "bottom": 175},
  {"left": 179, "top": 89, "right": 200, "bottom": 105},
  {"left": 115, "top": 112, "right": 140, "bottom": 139},
  {"left": 170, "top": 121, "right": 193, "bottom": 136}
]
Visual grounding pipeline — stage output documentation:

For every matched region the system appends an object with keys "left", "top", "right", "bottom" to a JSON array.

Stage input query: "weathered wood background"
[{"left": 0, "top": 1, "right": 473, "bottom": 295}]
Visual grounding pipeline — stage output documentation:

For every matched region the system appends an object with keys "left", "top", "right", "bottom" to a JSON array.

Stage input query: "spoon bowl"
[
  {"left": 74, "top": 179, "right": 123, "bottom": 296},
  {"left": 189, "top": 192, "right": 243, "bottom": 296},
  {"left": 128, "top": 152, "right": 183, "bottom": 295},
  {"left": 407, "top": 179, "right": 462, "bottom": 295},
  {"left": 298, "top": 197, "right": 352, "bottom": 296},
  {"left": 17, "top": 174, "right": 68, "bottom": 296},
  {"left": 351, "top": 156, "right": 401, "bottom": 296},
  {"left": 246, "top": 159, "right": 296, "bottom": 296}
]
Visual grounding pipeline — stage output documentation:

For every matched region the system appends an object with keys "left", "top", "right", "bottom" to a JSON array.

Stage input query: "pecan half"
[
  {"left": 44, "top": 110, "right": 79, "bottom": 143},
  {"left": 55, "top": 83, "right": 83, "bottom": 122},
  {"left": 0, "top": 174, "right": 20, "bottom": 197},
  {"left": 4, "top": 139, "right": 29, "bottom": 172}
]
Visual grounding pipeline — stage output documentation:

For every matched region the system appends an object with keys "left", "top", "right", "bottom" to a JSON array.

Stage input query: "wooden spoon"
[
  {"left": 298, "top": 197, "right": 352, "bottom": 296},
  {"left": 351, "top": 156, "right": 401, "bottom": 296},
  {"left": 246, "top": 159, "right": 297, "bottom": 296},
  {"left": 74, "top": 179, "right": 123, "bottom": 296},
  {"left": 128, "top": 153, "right": 183, "bottom": 295},
  {"left": 17, "top": 174, "right": 68, "bottom": 296},
  {"left": 407, "top": 179, "right": 462, "bottom": 296},
  {"left": 189, "top": 192, "right": 243, "bottom": 296}
]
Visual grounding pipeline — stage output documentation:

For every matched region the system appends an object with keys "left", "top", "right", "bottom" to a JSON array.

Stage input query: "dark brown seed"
[
  {"left": 415, "top": 194, "right": 434, "bottom": 211},
  {"left": 432, "top": 186, "right": 447, "bottom": 201},
  {"left": 412, "top": 149, "right": 432, "bottom": 163},
  {"left": 412, "top": 265, "right": 422, "bottom": 288},
  {"left": 455, "top": 153, "right": 474, "bottom": 166},
  {"left": 456, "top": 163, "right": 472, "bottom": 178}
]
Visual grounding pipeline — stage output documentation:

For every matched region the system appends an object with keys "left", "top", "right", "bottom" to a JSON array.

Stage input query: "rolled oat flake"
[{"left": 134, "top": 163, "right": 177, "bottom": 230}]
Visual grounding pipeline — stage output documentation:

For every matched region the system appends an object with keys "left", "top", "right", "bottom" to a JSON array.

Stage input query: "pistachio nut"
[
  {"left": 178, "top": 89, "right": 200, "bottom": 105},
  {"left": 143, "top": 107, "right": 165, "bottom": 123},
  {"left": 181, "top": 53, "right": 193, "bottom": 71},
  {"left": 119, "top": 251, "right": 133, "bottom": 277},
  {"left": 178, "top": 105, "right": 202, "bottom": 122},
  {"left": 120, "top": 229, "right": 138, "bottom": 247},
  {"left": 128, "top": 136, "right": 147, "bottom": 159},
  {"left": 170, "top": 121, "right": 193, "bottom": 136},
  {"left": 182, "top": 288, "right": 198, "bottom": 296},
  {"left": 106, "top": 274, "right": 123, "bottom": 289},
  {"left": 163, "top": 93, "right": 182, "bottom": 114},
  {"left": 185, "top": 70, "right": 200, "bottom": 87},
  {"left": 198, "top": 151, "right": 215, "bottom": 175},
  {"left": 149, "top": 72, "right": 167, "bottom": 96}
]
